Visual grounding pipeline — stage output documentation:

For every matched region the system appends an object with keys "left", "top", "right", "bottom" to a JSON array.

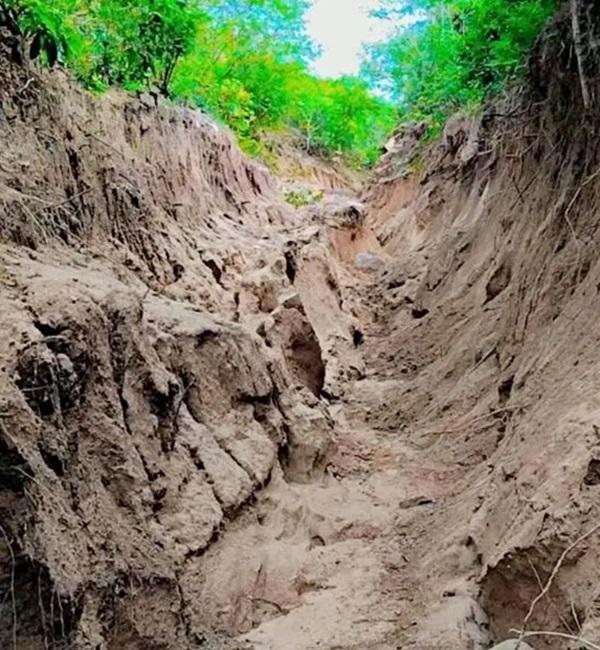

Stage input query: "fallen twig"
[
  {"left": 572, "top": 600, "right": 583, "bottom": 634},
  {"left": 40, "top": 188, "right": 91, "bottom": 211},
  {"left": 526, "top": 555, "right": 574, "bottom": 635},
  {"left": 519, "top": 522, "right": 600, "bottom": 644},
  {"left": 470, "top": 346, "right": 497, "bottom": 373},
  {"left": 85, "top": 132, "right": 126, "bottom": 158},
  {"left": 17, "top": 77, "right": 34, "bottom": 95}
]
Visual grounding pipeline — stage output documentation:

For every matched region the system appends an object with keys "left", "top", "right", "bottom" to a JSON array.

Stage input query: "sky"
[{"left": 306, "top": 0, "right": 395, "bottom": 78}]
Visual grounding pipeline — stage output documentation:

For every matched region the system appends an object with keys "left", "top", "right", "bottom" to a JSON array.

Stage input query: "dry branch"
[
  {"left": 571, "top": 0, "right": 591, "bottom": 109},
  {"left": 526, "top": 555, "right": 574, "bottom": 635},
  {"left": 519, "top": 522, "right": 600, "bottom": 645}
]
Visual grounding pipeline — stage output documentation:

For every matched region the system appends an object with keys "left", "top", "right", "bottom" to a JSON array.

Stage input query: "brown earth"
[{"left": 2, "top": 9, "right": 600, "bottom": 650}]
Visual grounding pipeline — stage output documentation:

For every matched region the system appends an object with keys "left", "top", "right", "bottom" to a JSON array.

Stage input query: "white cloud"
[{"left": 306, "top": 0, "right": 395, "bottom": 77}]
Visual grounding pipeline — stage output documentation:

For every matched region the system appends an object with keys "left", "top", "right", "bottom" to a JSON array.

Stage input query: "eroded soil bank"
[{"left": 2, "top": 10, "right": 600, "bottom": 649}]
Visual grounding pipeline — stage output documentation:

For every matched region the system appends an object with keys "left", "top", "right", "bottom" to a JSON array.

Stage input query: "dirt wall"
[
  {"left": 356, "top": 7, "right": 600, "bottom": 647},
  {"left": 0, "top": 32, "right": 361, "bottom": 649}
]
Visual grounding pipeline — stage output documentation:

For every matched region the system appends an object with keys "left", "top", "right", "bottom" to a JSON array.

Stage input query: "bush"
[{"left": 284, "top": 188, "right": 325, "bottom": 208}]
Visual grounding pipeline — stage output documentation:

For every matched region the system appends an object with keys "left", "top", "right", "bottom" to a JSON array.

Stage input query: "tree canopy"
[
  {"left": 363, "top": 0, "right": 559, "bottom": 130},
  {"left": 0, "top": 0, "right": 395, "bottom": 166},
  {"left": 0, "top": 0, "right": 563, "bottom": 163}
]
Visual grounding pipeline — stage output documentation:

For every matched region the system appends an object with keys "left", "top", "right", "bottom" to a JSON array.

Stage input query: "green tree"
[
  {"left": 364, "top": 0, "right": 558, "bottom": 129},
  {"left": 80, "top": 0, "right": 203, "bottom": 93},
  {"left": 207, "top": 0, "right": 317, "bottom": 62},
  {"left": 0, "top": 0, "right": 85, "bottom": 65},
  {"left": 1, "top": 0, "right": 396, "bottom": 166},
  {"left": 287, "top": 73, "right": 396, "bottom": 165}
]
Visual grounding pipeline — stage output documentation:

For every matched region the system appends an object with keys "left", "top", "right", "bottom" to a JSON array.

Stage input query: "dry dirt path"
[{"left": 189, "top": 217, "right": 489, "bottom": 650}]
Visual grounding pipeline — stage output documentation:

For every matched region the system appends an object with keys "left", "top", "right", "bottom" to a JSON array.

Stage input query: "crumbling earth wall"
[
  {"left": 357, "top": 7, "right": 600, "bottom": 647},
  {"left": 0, "top": 31, "right": 360, "bottom": 649}
]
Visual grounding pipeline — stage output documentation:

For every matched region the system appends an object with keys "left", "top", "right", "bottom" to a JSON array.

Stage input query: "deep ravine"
[{"left": 4, "top": 13, "right": 600, "bottom": 649}]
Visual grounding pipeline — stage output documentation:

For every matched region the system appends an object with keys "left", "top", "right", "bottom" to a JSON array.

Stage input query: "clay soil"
[{"left": 2, "top": 15, "right": 600, "bottom": 650}]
